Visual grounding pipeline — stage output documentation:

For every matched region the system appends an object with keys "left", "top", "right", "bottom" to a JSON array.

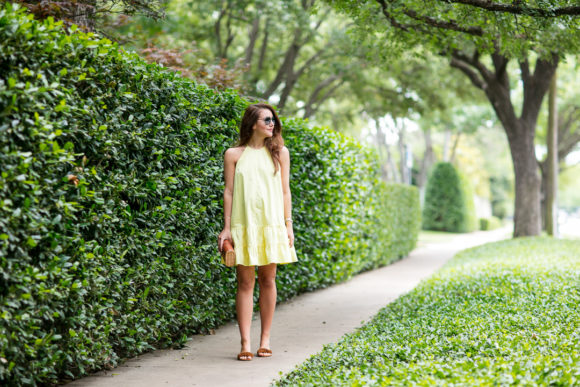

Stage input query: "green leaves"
[
  {"left": 329, "top": 0, "right": 580, "bottom": 59},
  {"left": 276, "top": 237, "right": 580, "bottom": 386},
  {"left": 0, "top": 4, "right": 421, "bottom": 385}
]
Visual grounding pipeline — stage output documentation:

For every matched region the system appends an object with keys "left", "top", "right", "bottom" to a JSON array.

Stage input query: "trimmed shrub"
[
  {"left": 0, "top": 5, "right": 420, "bottom": 385},
  {"left": 422, "top": 162, "right": 476, "bottom": 233},
  {"left": 480, "top": 216, "right": 502, "bottom": 230}
]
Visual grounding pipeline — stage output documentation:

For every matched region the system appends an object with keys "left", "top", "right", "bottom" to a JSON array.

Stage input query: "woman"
[{"left": 218, "top": 103, "right": 298, "bottom": 361}]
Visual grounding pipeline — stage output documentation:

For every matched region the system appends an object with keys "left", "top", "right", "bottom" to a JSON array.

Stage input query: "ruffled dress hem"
[{"left": 230, "top": 224, "right": 298, "bottom": 266}]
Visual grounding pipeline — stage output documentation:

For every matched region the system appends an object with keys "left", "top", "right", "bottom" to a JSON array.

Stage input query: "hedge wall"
[{"left": 0, "top": 5, "right": 420, "bottom": 385}]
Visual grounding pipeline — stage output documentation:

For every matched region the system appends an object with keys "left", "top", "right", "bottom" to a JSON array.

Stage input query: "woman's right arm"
[{"left": 219, "top": 148, "right": 236, "bottom": 251}]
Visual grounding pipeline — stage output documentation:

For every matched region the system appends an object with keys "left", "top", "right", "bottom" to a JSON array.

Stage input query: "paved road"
[{"left": 69, "top": 227, "right": 510, "bottom": 387}]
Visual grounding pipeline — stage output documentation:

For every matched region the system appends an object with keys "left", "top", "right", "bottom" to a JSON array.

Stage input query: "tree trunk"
[
  {"left": 397, "top": 119, "right": 410, "bottom": 184},
  {"left": 373, "top": 127, "right": 389, "bottom": 181},
  {"left": 244, "top": 17, "right": 260, "bottom": 67},
  {"left": 418, "top": 127, "right": 435, "bottom": 203},
  {"left": 539, "top": 106, "right": 580, "bottom": 228},
  {"left": 505, "top": 122, "right": 542, "bottom": 237},
  {"left": 450, "top": 51, "right": 558, "bottom": 237},
  {"left": 214, "top": 5, "right": 226, "bottom": 59},
  {"left": 385, "top": 143, "right": 400, "bottom": 183},
  {"left": 442, "top": 128, "right": 451, "bottom": 161},
  {"left": 257, "top": 20, "right": 269, "bottom": 73},
  {"left": 546, "top": 71, "right": 558, "bottom": 236},
  {"left": 449, "top": 132, "right": 461, "bottom": 164},
  {"left": 539, "top": 165, "right": 547, "bottom": 230},
  {"left": 262, "top": 29, "right": 301, "bottom": 99}
]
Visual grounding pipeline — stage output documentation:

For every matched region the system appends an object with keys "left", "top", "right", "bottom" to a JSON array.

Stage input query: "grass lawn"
[{"left": 276, "top": 237, "right": 580, "bottom": 386}]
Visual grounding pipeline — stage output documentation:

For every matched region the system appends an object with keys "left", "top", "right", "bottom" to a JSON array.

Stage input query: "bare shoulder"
[
  {"left": 224, "top": 146, "right": 245, "bottom": 163},
  {"left": 280, "top": 146, "right": 290, "bottom": 158}
]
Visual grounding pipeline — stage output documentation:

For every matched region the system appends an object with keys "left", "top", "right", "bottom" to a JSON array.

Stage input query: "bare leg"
[
  {"left": 236, "top": 265, "right": 255, "bottom": 359},
  {"left": 257, "top": 263, "right": 277, "bottom": 355}
]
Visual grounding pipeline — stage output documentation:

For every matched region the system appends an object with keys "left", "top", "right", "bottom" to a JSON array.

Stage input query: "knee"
[
  {"left": 237, "top": 276, "right": 255, "bottom": 292},
  {"left": 258, "top": 276, "right": 276, "bottom": 291}
]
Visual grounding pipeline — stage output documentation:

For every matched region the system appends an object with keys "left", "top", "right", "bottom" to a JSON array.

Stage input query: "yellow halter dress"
[{"left": 230, "top": 146, "right": 298, "bottom": 266}]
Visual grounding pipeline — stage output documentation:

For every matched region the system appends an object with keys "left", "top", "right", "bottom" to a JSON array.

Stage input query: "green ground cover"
[{"left": 276, "top": 237, "right": 580, "bottom": 386}]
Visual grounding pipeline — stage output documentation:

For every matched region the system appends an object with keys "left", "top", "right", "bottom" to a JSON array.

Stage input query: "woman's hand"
[
  {"left": 218, "top": 228, "right": 232, "bottom": 252},
  {"left": 286, "top": 223, "right": 294, "bottom": 248}
]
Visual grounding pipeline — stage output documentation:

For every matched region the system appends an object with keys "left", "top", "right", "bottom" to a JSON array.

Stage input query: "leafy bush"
[
  {"left": 276, "top": 237, "right": 580, "bottom": 386},
  {"left": 422, "top": 162, "right": 476, "bottom": 233},
  {"left": 479, "top": 216, "right": 502, "bottom": 230},
  {"left": 0, "top": 5, "right": 420, "bottom": 385}
]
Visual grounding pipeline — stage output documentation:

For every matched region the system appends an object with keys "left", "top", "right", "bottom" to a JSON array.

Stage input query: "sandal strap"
[{"left": 237, "top": 351, "right": 253, "bottom": 360}]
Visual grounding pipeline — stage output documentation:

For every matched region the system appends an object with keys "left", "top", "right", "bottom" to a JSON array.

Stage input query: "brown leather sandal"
[
  {"left": 237, "top": 351, "right": 253, "bottom": 361},
  {"left": 256, "top": 348, "right": 272, "bottom": 357}
]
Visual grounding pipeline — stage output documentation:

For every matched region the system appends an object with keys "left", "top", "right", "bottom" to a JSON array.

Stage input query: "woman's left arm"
[{"left": 280, "top": 146, "right": 294, "bottom": 248}]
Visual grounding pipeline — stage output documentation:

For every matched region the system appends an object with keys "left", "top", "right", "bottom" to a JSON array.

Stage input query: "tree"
[
  {"left": 545, "top": 72, "right": 558, "bottom": 236},
  {"left": 327, "top": 0, "right": 580, "bottom": 236},
  {"left": 536, "top": 58, "right": 580, "bottom": 230},
  {"left": 155, "top": 0, "right": 364, "bottom": 116},
  {"left": 354, "top": 51, "right": 485, "bottom": 191}
]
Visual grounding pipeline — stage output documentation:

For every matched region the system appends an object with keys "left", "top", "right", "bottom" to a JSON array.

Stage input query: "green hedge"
[
  {"left": 276, "top": 237, "right": 580, "bottom": 386},
  {"left": 479, "top": 216, "right": 502, "bottom": 230},
  {"left": 422, "top": 162, "right": 476, "bottom": 233},
  {"left": 0, "top": 5, "right": 420, "bottom": 385}
]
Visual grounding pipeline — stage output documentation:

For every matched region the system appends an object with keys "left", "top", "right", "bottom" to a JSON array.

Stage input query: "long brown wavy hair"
[{"left": 237, "top": 103, "right": 284, "bottom": 173}]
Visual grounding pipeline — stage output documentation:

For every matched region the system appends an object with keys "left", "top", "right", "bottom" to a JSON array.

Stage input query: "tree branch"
[
  {"left": 450, "top": 55, "right": 486, "bottom": 90},
  {"left": 376, "top": 0, "right": 412, "bottom": 32},
  {"left": 558, "top": 107, "right": 580, "bottom": 160},
  {"left": 453, "top": 50, "right": 493, "bottom": 82},
  {"left": 440, "top": 0, "right": 580, "bottom": 17},
  {"left": 262, "top": 28, "right": 302, "bottom": 99},
  {"left": 295, "top": 47, "right": 328, "bottom": 80},
  {"left": 558, "top": 131, "right": 580, "bottom": 161},
  {"left": 304, "top": 74, "right": 344, "bottom": 118},
  {"left": 304, "top": 81, "right": 345, "bottom": 119},
  {"left": 491, "top": 50, "right": 509, "bottom": 87},
  {"left": 402, "top": 7, "right": 484, "bottom": 36},
  {"left": 521, "top": 54, "right": 558, "bottom": 124},
  {"left": 519, "top": 57, "right": 531, "bottom": 84},
  {"left": 559, "top": 106, "right": 580, "bottom": 139}
]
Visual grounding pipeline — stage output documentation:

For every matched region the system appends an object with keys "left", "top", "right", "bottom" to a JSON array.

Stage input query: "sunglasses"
[{"left": 259, "top": 117, "right": 276, "bottom": 125}]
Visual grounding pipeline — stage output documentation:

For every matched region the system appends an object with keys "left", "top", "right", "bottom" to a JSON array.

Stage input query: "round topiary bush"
[{"left": 422, "top": 162, "right": 476, "bottom": 232}]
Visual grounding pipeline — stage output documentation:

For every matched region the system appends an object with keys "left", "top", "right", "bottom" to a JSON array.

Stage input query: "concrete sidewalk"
[{"left": 69, "top": 227, "right": 510, "bottom": 387}]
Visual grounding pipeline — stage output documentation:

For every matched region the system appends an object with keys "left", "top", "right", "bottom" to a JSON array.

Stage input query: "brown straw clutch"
[{"left": 221, "top": 239, "right": 236, "bottom": 267}]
